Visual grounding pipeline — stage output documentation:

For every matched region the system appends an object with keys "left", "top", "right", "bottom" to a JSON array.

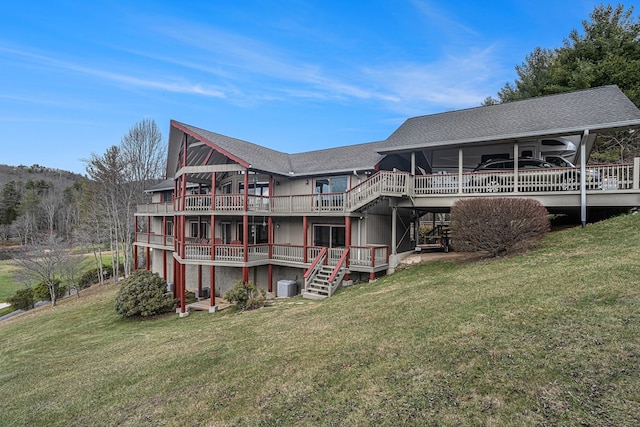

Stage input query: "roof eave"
[{"left": 379, "top": 119, "right": 640, "bottom": 154}]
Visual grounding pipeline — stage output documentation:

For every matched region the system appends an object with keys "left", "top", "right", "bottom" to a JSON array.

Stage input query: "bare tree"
[
  {"left": 85, "top": 146, "right": 126, "bottom": 283},
  {"left": 120, "top": 118, "right": 166, "bottom": 276},
  {"left": 121, "top": 118, "right": 166, "bottom": 186},
  {"left": 0, "top": 223, "right": 9, "bottom": 246},
  {"left": 11, "top": 235, "right": 71, "bottom": 306},
  {"left": 40, "top": 189, "right": 61, "bottom": 236}
]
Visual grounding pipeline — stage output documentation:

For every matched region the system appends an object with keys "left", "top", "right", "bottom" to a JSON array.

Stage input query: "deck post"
[
  {"left": 133, "top": 244, "right": 138, "bottom": 271},
  {"left": 458, "top": 148, "right": 463, "bottom": 194},
  {"left": 391, "top": 206, "right": 397, "bottom": 257},
  {"left": 162, "top": 249, "right": 167, "bottom": 281},
  {"left": 179, "top": 263, "right": 188, "bottom": 317},
  {"left": 634, "top": 158, "right": 640, "bottom": 190},
  {"left": 513, "top": 142, "right": 519, "bottom": 192},
  {"left": 580, "top": 130, "right": 589, "bottom": 227},
  {"left": 209, "top": 266, "right": 217, "bottom": 313},
  {"left": 345, "top": 216, "right": 351, "bottom": 280},
  {"left": 303, "top": 216, "right": 308, "bottom": 263},
  {"left": 145, "top": 247, "right": 150, "bottom": 270},
  {"left": 268, "top": 216, "right": 273, "bottom": 292},
  {"left": 411, "top": 151, "right": 416, "bottom": 175}
]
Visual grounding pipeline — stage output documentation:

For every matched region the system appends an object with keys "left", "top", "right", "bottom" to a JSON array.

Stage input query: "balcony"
[
  {"left": 135, "top": 232, "right": 174, "bottom": 248},
  {"left": 136, "top": 202, "right": 174, "bottom": 215},
  {"left": 137, "top": 161, "right": 640, "bottom": 216},
  {"left": 172, "top": 241, "right": 389, "bottom": 272}
]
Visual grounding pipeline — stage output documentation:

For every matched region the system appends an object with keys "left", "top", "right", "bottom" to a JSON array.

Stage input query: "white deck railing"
[
  {"left": 141, "top": 161, "right": 638, "bottom": 216},
  {"left": 178, "top": 242, "right": 389, "bottom": 270}
]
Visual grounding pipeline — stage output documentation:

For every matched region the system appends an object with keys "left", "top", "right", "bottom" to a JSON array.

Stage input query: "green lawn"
[
  {"left": 0, "top": 249, "right": 121, "bottom": 302},
  {"left": 0, "top": 261, "right": 22, "bottom": 300},
  {"left": 1, "top": 215, "right": 639, "bottom": 426}
]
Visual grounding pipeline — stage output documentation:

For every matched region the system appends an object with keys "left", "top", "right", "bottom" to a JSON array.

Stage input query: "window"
[
  {"left": 314, "top": 176, "right": 347, "bottom": 209},
  {"left": 314, "top": 176, "right": 347, "bottom": 194},
  {"left": 220, "top": 222, "right": 231, "bottom": 244},
  {"left": 313, "top": 224, "right": 345, "bottom": 248},
  {"left": 237, "top": 223, "right": 268, "bottom": 244},
  {"left": 165, "top": 220, "right": 173, "bottom": 236},
  {"left": 221, "top": 183, "right": 232, "bottom": 194},
  {"left": 239, "top": 181, "right": 269, "bottom": 196},
  {"left": 162, "top": 191, "right": 173, "bottom": 202},
  {"left": 190, "top": 222, "right": 209, "bottom": 239}
]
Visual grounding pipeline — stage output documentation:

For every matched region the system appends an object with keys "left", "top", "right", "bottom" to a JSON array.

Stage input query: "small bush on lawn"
[
  {"left": 33, "top": 279, "right": 67, "bottom": 301},
  {"left": 450, "top": 197, "right": 550, "bottom": 257},
  {"left": 114, "top": 270, "right": 175, "bottom": 318},
  {"left": 224, "top": 281, "right": 266, "bottom": 310},
  {"left": 8, "top": 287, "right": 34, "bottom": 310},
  {"left": 77, "top": 263, "right": 125, "bottom": 289}
]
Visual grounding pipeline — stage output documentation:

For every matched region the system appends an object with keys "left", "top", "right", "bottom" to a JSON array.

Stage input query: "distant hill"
[{"left": 0, "top": 164, "right": 84, "bottom": 190}]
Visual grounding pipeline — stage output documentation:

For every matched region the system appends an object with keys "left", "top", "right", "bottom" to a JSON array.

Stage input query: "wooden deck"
[{"left": 137, "top": 161, "right": 640, "bottom": 216}]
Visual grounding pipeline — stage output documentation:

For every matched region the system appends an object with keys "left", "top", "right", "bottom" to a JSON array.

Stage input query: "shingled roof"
[
  {"left": 169, "top": 121, "right": 385, "bottom": 177},
  {"left": 168, "top": 86, "right": 640, "bottom": 178},
  {"left": 382, "top": 85, "right": 640, "bottom": 153}
]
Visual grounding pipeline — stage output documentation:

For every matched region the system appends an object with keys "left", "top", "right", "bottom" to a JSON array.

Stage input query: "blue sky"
[{"left": 0, "top": 0, "right": 617, "bottom": 174}]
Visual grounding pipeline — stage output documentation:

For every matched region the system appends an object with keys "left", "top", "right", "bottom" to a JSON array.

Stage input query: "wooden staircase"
[
  {"left": 302, "top": 248, "right": 349, "bottom": 300},
  {"left": 302, "top": 265, "right": 337, "bottom": 299}
]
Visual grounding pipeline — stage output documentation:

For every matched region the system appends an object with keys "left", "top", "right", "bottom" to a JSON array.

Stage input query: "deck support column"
[
  {"left": 243, "top": 213, "right": 249, "bottom": 283},
  {"left": 179, "top": 263, "right": 188, "bottom": 317},
  {"left": 133, "top": 245, "right": 138, "bottom": 271},
  {"left": 197, "top": 265, "right": 202, "bottom": 299},
  {"left": 345, "top": 216, "right": 351, "bottom": 280},
  {"left": 391, "top": 206, "right": 397, "bottom": 257},
  {"left": 458, "top": 148, "right": 463, "bottom": 193},
  {"left": 209, "top": 266, "right": 217, "bottom": 313},
  {"left": 145, "top": 247, "right": 150, "bottom": 270},
  {"left": 513, "top": 142, "right": 519, "bottom": 192},
  {"left": 172, "top": 258, "right": 178, "bottom": 299},
  {"left": 411, "top": 151, "right": 416, "bottom": 175},
  {"left": 268, "top": 216, "right": 273, "bottom": 292},
  {"left": 162, "top": 250, "right": 167, "bottom": 281},
  {"left": 580, "top": 129, "right": 589, "bottom": 227},
  {"left": 303, "top": 216, "right": 308, "bottom": 263}
]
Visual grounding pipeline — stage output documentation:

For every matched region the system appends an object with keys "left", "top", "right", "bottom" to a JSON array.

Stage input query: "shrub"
[
  {"left": 114, "top": 270, "right": 175, "bottom": 318},
  {"left": 33, "top": 279, "right": 67, "bottom": 301},
  {"left": 450, "top": 197, "right": 550, "bottom": 257},
  {"left": 8, "top": 288, "right": 34, "bottom": 310},
  {"left": 76, "top": 262, "right": 125, "bottom": 289},
  {"left": 224, "top": 281, "right": 266, "bottom": 310}
]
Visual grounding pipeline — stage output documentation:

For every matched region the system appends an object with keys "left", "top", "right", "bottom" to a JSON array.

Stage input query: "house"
[{"left": 134, "top": 85, "right": 640, "bottom": 316}]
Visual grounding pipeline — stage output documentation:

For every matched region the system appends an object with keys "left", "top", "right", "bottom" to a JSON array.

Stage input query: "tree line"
[{"left": 2, "top": 118, "right": 166, "bottom": 306}]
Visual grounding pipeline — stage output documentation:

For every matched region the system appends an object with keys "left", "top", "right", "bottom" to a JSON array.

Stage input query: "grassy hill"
[{"left": 1, "top": 215, "right": 639, "bottom": 426}]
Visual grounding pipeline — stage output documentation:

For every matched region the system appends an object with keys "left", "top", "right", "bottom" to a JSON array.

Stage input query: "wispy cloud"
[{"left": 0, "top": 44, "right": 227, "bottom": 98}]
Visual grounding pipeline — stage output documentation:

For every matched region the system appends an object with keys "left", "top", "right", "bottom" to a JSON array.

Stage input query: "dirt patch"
[{"left": 398, "top": 250, "right": 476, "bottom": 267}]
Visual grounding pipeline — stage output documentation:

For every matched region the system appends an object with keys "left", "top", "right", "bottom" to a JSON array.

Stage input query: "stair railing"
[
  {"left": 304, "top": 247, "right": 327, "bottom": 291},
  {"left": 326, "top": 248, "right": 349, "bottom": 296}
]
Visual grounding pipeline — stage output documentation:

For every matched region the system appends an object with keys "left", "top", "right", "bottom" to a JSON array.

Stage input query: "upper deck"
[{"left": 136, "top": 160, "right": 640, "bottom": 216}]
